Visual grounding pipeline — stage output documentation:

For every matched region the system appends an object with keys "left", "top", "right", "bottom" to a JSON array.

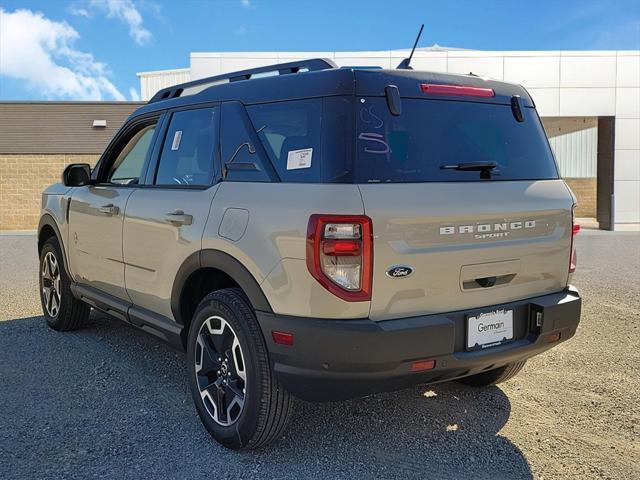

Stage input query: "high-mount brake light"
[
  {"left": 420, "top": 83, "right": 495, "bottom": 98},
  {"left": 306, "top": 215, "right": 373, "bottom": 302}
]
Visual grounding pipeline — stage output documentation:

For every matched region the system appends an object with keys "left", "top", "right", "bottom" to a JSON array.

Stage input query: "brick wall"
[
  {"left": 565, "top": 178, "right": 597, "bottom": 218},
  {"left": 0, "top": 155, "right": 599, "bottom": 231},
  {"left": 0, "top": 154, "right": 99, "bottom": 231}
]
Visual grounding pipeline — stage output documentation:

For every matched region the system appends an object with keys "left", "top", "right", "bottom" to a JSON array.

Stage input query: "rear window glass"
[{"left": 355, "top": 98, "right": 558, "bottom": 183}]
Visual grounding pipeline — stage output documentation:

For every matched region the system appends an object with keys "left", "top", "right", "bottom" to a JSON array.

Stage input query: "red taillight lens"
[
  {"left": 569, "top": 221, "right": 579, "bottom": 273},
  {"left": 322, "top": 240, "right": 361, "bottom": 256},
  {"left": 420, "top": 83, "right": 495, "bottom": 97},
  {"left": 306, "top": 215, "right": 373, "bottom": 302},
  {"left": 572, "top": 224, "right": 581, "bottom": 236}
]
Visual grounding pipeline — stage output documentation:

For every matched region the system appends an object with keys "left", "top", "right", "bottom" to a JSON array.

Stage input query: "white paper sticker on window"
[
  {"left": 171, "top": 130, "right": 182, "bottom": 151},
  {"left": 286, "top": 148, "right": 313, "bottom": 170}
]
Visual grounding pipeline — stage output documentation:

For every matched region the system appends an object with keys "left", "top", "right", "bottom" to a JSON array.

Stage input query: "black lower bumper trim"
[{"left": 257, "top": 287, "right": 581, "bottom": 401}]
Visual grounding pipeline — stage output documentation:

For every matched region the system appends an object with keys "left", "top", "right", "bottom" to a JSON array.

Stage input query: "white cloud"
[
  {"left": 0, "top": 8, "right": 125, "bottom": 100},
  {"left": 241, "top": 0, "right": 252, "bottom": 7},
  {"left": 129, "top": 87, "right": 140, "bottom": 101},
  {"left": 68, "top": 6, "right": 91, "bottom": 17},
  {"left": 90, "top": 0, "right": 151, "bottom": 45}
]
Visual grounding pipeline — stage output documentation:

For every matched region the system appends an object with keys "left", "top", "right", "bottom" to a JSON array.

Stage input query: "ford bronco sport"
[{"left": 38, "top": 58, "right": 581, "bottom": 450}]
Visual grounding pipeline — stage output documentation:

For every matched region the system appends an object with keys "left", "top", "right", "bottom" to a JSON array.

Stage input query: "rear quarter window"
[
  {"left": 247, "top": 99, "right": 322, "bottom": 182},
  {"left": 246, "top": 97, "right": 353, "bottom": 183}
]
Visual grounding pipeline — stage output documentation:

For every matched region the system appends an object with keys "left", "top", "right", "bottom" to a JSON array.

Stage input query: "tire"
[
  {"left": 39, "top": 236, "right": 90, "bottom": 331},
  {"left": 186, "top": 288, "right": 293, "bottom": 450},
  {"left": 456, "top": 361, "right": 527, "bottom": 387}
]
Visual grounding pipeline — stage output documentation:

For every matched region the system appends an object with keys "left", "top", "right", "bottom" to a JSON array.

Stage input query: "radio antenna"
[{"left": 397, "top": 24, "right": 424, "bottom": 70}]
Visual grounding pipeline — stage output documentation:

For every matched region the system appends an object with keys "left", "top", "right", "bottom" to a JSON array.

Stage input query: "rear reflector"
[
  {"left": 572, "top": 223, "right": 581, "bottom": 236},
  {"left": 272, "top": 331, "right": 294, "bottom": 346},
  {"left": 420, "top": 83, "right": 495, "bottom": 98},
  {"left": 544, "top": 332, "right": 561, "bottom": 343},
  {"left": 411, "top": 359, "right": 436, "bottom": 372}
]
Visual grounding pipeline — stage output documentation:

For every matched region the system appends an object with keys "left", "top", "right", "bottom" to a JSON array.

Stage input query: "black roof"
[{"left": 131, "top": 58, "right": 533, "bottom": 119}]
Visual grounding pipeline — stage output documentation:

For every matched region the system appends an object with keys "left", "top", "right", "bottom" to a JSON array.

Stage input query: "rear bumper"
[{"left": 257, "top": 286, "right": 581, "bottom": 401}]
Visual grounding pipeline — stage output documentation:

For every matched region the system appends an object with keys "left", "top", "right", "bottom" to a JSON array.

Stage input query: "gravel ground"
[{"left": 0, "top": 232, "right": 638, "bottom": 480}]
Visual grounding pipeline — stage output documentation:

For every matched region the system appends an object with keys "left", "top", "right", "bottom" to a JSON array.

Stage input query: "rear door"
[
  {"left": 355, "top": 96, "right": 574, "bottom": 321},
  {"left": 123, "top": 106, "right": 220, "bottom": 320}
]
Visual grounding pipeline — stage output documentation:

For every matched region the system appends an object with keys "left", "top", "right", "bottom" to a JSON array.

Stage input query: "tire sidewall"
[{"left": 186, "top": 292, "right": 266, "bottom": 449}]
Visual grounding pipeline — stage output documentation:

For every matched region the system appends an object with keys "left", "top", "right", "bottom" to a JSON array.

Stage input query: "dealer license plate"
[{"left": 467, "top": 308, "right": 514, "bottom": 351}]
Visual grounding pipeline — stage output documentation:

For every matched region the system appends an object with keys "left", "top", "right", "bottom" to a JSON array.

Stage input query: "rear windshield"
[{"left": 355, "top": 98, "right": 558, "bottom": 183}]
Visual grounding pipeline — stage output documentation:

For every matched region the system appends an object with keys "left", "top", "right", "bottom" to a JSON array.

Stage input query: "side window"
[
  {"left": 107, "top": 124, "right": 156, "bottom": 184},
  {"left": 247, "top": 99, "right": 322, "bottom": 182},
  {"left": 155, "top": 107, "right": 218, "bottom": 186},
  {"left": 221, "top": 101, "right": 274, "bottom": 182}
]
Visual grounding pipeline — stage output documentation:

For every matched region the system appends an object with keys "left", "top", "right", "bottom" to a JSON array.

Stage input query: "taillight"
[
  {"left": 569, "top": 219, "right": 580, "bottom": 273},
  {"left": 306, "top": 215, "right": 373, "bottom": 301},
  {"left": 420, "top": 83, "right": 495, "bottom": 97}
]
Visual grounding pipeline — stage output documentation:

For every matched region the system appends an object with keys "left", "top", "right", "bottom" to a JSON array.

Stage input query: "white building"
[{"left": 138, "top": 48, "right": 640, "bottom": 230}]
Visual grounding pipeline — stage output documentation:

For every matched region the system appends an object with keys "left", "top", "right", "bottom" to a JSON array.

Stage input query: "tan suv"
[{"left": 38, "top": 59, "right": 582, "bottom": 450}]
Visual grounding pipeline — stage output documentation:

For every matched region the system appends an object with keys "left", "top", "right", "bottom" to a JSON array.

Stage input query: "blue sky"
[{"left": 1, "top": 0, "right": 639, "bottom": 101}]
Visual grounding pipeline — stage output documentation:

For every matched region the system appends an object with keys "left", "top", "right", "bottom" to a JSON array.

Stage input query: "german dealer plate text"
[{"left": 467, "top": 308, "right": 514, "bottom": 350}]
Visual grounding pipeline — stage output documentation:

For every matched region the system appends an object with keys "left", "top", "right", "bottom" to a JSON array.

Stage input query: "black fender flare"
[
  {"left": 171, "top": 249, "right": 273, "bottom": 325},
  {"left": 38, "top": 214, "right": 71, "bottom": 274}
]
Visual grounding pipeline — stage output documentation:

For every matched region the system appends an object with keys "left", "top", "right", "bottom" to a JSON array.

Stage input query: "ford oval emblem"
[{"left": 386, "top": 265, "right": 414, "bottom": 278}]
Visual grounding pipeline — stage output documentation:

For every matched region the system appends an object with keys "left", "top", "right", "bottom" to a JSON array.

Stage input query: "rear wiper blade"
[{"left": 440, "top": 161, "right": 498, "bottom": 171}]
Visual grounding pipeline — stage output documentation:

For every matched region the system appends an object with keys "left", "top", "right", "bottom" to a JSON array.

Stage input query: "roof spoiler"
[{"left": 148, "top": 58, "right": 338, "bottom": 104}]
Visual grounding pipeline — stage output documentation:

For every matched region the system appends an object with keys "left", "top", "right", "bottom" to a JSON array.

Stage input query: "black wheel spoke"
[
  {"left": 225, "top": 382, "right": 244, "bottom": 407},
  {"left": 215, "top": 384, "right": 227, "bottom": 421},
  {"left": 200, "top": 375, "right": 222, "bottom": 393},
  {"left": 209, "top": 326, "right": 228, "bottom": 353},
  {"left": 225, "top": 380, "right": 244, "bottom": 403},
  {"left": 200, "top": 335, "right": 221, "bottom": 370}
]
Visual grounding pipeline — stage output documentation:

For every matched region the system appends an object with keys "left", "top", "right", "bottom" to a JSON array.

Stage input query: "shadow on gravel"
[{"left": 0, "top": 313, "right": 532, "bottom": 480}]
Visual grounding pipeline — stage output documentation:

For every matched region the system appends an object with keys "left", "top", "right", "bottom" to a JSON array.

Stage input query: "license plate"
[{"left": 467, "top": 308, "right": 514, "bottom": 351}]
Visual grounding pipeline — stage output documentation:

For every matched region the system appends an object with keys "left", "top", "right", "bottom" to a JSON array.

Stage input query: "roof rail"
[{"left": 148, "top": 58, "right": 338, "bottom": 103}]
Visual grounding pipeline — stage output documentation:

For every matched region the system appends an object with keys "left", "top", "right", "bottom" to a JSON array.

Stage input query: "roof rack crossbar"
[{"left": 149, "top": 58, "right": 338, "bottom": 103}]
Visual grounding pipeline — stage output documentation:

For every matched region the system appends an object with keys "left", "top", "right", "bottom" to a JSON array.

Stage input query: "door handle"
[
  {"left": 98, "top": 204, "right": 119, "bottom": 215},
  {"left": 165, "top": 210, "right": 193, "bottom": 226}
]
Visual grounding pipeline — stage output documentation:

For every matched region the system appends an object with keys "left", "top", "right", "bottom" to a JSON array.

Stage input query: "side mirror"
[{"left": 62, "top": 164, "right": 92, "bottom": 186}]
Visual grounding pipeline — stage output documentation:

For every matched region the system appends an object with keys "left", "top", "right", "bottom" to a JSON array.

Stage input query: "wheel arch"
[
  {"left": 38, "top": 214, "right": 70, "bottom": 273},
  {"left": 171, "top": 249, "right": 273, "bottom": 328}
]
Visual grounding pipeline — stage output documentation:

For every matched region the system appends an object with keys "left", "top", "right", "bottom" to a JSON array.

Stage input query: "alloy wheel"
[
  {"left": 42, "top": 251, "right": 61, "bottom": 318},
  {"left": 194, "top": 315, "right": 247, "bottom": 426}
]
